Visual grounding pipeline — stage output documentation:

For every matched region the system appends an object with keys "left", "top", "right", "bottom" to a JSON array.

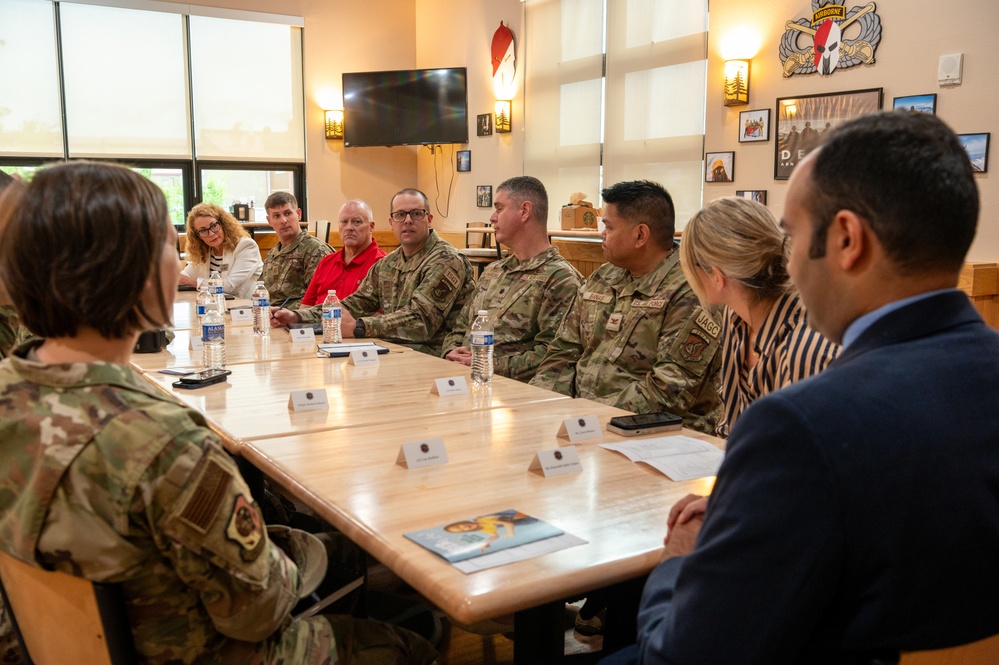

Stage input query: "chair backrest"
[
  {"left": 465, "top": 222, "right": 489, "bottom": 249},
  {"left": 0, "top": 551, "right": 137, "bottom": 665},
  {"left": 899, "top": 633, "right": 999, "bottom": 665},
  {"left": 312, "top": 219, "right": 332, "bottom": 246}
]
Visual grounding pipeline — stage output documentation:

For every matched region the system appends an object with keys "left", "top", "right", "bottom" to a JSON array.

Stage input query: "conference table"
[{"left": 134, "top": 292, "right": 725, "bottom": 662}]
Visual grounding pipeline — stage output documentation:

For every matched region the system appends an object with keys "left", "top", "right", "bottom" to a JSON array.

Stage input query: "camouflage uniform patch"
[
  {"left": 531, "top": 247, "right": 723, "bottom": 434},
  {"left": 441, "top": 247, "right": 582, "bottom": 382},
  {"left": 226, "top": 495, "right": 265, "bottom": 561}
]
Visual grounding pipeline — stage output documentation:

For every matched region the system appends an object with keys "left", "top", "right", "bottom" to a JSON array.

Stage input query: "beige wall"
[{"left": 706, "top": 0, "right": 999, "bottom": 261}]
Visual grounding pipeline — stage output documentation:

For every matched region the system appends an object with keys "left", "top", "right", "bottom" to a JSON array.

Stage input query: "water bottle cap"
[{"left": 477, "top": 310, "right": 488, "bottom": 316}]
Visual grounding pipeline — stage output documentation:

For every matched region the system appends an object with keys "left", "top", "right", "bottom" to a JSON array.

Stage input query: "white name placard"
[
  {"left": 349, "top": 348, "right": 380, "bottom": 366},
  {"left": 189, "top": 335, "right": 204, "bottom": 351},
  {"left": 556, "top": 415, "right": 602, "bottom": 443},
  {"left": 396, "top": 438, "right": 448, "bottom": 469},
  {"left": 431, "top": 376, "right": 469, "bottom": 396},
  {"left": 289, "top": 327, "right": 316, "bottom": 344},
  {"left": 287, "top": 388, "right": 330, "bottom": 412},
  {"left": 529, "top": 445, "right": 583, "bottom": 477},
  {"left": 230, "top": 307, "right": 253, "bottom": 324}
]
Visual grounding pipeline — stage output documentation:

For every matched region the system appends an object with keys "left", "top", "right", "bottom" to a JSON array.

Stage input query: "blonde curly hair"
[{"left": 184, "top": 203, "right": 250, "bottom": 265}]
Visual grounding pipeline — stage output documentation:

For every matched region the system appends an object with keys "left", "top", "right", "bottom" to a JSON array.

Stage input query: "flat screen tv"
[{"left": 342, "top": 68, "right": 468, "bottom": 148}]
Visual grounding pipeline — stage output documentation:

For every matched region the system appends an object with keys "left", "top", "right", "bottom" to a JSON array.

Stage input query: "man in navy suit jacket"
[{"left": 606, "top": 112, "right": 999, "bottom": 664}]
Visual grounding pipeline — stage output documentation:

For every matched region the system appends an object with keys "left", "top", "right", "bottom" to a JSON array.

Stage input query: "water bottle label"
[
  {"left": 196, "top": 305, "right": 206, "bottom": 316},
  {"left": 470, "top": 332, "right": 494, "bottom": 346},
  {"left": 253, "top": 297, "right": 269, "bottom": 307},
  {"left": 212, "top": 286, "right": 224, "bottom": 295},
  {"left": 323, "top": 307, "right": 342, "bottom": 320},
  {"left": 203, "top": 324, "right": 225, "bottom": 342}
]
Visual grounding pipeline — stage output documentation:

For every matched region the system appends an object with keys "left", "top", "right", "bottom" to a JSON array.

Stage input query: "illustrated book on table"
[{"left": 404, "top": 509, "right": 564, "bottom": 563}]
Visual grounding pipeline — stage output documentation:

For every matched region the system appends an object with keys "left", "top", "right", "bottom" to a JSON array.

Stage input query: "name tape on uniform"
[
  {"left": 557, "top": 415, "right": 602, "bottom": 443},
  {"left": 288, "top": 388, "right": 330, "bottom": 412},
  {"left": 431, "top": 376, "right": 469, "bottom": 396},
  {"left": 529, "top": 446, "right": 583, "bottom": 477},
  {"left": 397, "top": 438, "right": 448, "bottom": 469}
]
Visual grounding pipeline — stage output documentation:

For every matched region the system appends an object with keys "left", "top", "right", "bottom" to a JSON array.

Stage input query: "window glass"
[
  {"left": 199, "top": 167, "right": 298, "bottom": 220},
  {"left": 0, "top": 0, "right": 63, "bottom": 156}
]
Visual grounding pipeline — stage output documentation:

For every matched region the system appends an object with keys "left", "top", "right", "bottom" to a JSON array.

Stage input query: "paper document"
[{"left": 600, "top": 435, "right": 724, "bottom": 481}]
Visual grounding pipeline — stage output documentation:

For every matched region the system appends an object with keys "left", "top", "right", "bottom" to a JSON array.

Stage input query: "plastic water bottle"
[
  {"left": 201, "top": 301, "right": 226, "bottom": 369},
  {"left": 196, "top": 283, "right": 212, "bottom": 330},
  {"left": 251, "top": 281, "right": 270, "bottom": 336},
  {"left": 207, "top": 270, "right": 225, "bottom": 312},
  {"left": 470, "top": 310, "right": 494, "bottom": 385},
  {"left": 322, "top": 290, "right": 342, "bottom": 344}
]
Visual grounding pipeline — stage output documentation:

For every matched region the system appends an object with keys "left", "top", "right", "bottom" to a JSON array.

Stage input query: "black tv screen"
[{"left": 342, "top": 68, "right": 468, "bottom": 147}]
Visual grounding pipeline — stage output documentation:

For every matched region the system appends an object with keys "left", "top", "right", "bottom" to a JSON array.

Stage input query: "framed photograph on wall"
[
  {"left": 705, "top": 151, "right": 735, "bottom": 183},
  {"left": 775, "top": 88, "right": 883, "bottom": 180},
  {"left": 736, "top": 190, "right": 768, "bottom": 205},
  {"left": 476, "top": 113, "right": 493, "bottom": 136},
  {"left": 739, "top": 108, "right": 771, "bottom": 142},
  {"left": 476, "top": 185, "right": 493, "bottom": 207},
  {"left": 892, "top": 94, "right": 937, "bottom": 115},
  {"left": 957, "top": 133, "right": 990, "bottom": 173},
  {"left": 456, "top": 150, "right": 471, "bottom": 172}
]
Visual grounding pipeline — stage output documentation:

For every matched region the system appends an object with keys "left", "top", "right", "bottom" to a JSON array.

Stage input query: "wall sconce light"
[
  {"left": 325, "top": 109, "right": 344, "bottom": 140},
  {"left": 723, "top": 59, "right": 750, "bottom": 106},
  {"left": 494, "top": 100, "right": 512, "bottom": 133}
]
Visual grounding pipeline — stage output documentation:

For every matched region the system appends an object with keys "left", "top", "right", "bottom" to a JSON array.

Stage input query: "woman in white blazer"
[{"left": 179, "top": 203, "right": 262, "bottom": 298}]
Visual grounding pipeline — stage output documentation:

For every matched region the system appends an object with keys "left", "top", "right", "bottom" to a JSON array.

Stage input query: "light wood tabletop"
[
  {"left": 242, "top": 400, "right": 722, "bottom": 626},
  {"left": 141, "top": 346, "right": 570, "bottom": 449}
]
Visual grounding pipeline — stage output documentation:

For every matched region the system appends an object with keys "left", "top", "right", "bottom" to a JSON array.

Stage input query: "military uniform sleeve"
[
  {"left": 529, "top": 292, "right": 583, "bottom": 396},
  {"left": 611, "top": 297, "right": 722, "bottom": 419},
  {"left": 303, "top": 239, "right": 333, "bottom": 287},
  {"left": 148, "top": 434, "right": 300, "bottom": 642},
  {"left": 497, "top": 267, "right": 582, "bottom": 382},
  {"left": 363, "top": 252, "right": 471, "bottom": 345},
  {"left": 440, "top": 292, "right": 475, "bottom": 357}
]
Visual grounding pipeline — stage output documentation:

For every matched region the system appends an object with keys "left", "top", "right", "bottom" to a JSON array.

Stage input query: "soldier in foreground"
[{"left": 0, "top": 162, "right": 437, "bottom": 665}]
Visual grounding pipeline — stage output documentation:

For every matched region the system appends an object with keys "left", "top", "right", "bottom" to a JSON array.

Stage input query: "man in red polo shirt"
[{"left": 301, "top": 199, "right": 386, "bottom": 306}]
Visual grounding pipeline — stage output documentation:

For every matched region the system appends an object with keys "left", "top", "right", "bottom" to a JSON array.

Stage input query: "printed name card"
[
  {"left": 289, "top": 327, "right": 316, "bottom": 344},
  {"left": 189, "top": 335, "right": 204, "bottom": 351},
  {"left": 556, "top": 415, "right": 601, "bottom": 443},
  {"left": 287, "top": 388, "right": 330, "bottom": 412},
  {"left": 396, "top": 438, "right": 448, "bottom": 469},
  {"left": 349, "top": 348, "right": 380, "bottom": 366},
  {"left": 529, "top": 446, "right": 583, "bottom": 477},
  {"left": 431, "top": 376, "right": 469, "bottom": 396},
  {"left": 229, "top": 307, "right": 253, "bottom": 324}
]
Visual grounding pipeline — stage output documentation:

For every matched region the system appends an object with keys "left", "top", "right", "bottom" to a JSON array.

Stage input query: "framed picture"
[
  {"left": 892, "top": 94, "right": 937, "bottom": 115},
  {"left": 739, "top": 108, "right": 771, "bottom": 143},
  {"left": 476, "top": 113, "right": 493, "bottom": 136},
  {"left": 456, "top": 150, "right": 471, "bottom": 172},
  {"left": 775, "top": 88, "right": 883, "bottom": 180},
  {"left": 957, "top": 133, "right": 990, "bottom": 173},
  {"left": 736, "top": 190, "right": 768, "bottom": 205},
  {"left": 705, "top": 151, "right": 735, "bottom": 183},
  {"left": 476, "top": 185, "right": 493, "bottom": 208}
]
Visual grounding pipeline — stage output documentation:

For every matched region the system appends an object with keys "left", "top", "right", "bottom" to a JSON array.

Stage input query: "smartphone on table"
[
  {"left": 172, "top": 368, "right": 231, "bottom": 390},
  {"left": 606, "top": 412, "right": 683, "bottom": 436}
]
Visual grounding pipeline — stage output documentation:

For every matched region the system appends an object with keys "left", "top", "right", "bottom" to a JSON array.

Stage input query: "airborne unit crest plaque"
[{"left": 779, "top": 1, "right": 882, "bottom": 77}]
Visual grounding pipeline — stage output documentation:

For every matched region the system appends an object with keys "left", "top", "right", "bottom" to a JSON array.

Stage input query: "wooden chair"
[
  {"left": 312, "top": 219, "right": 332, "bottom": 246},
  {"left": 458, "top": 222, "right": 506, "bottom": 279},
  {"left": 899, "top": 633, "right": 999, "bottom": 665},
  {"left": 0, "top": 551, "right": 137, "bottom": 665}
]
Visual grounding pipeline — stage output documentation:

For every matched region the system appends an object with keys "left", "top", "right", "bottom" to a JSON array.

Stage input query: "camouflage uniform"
[
  {"left": 298, "top": 231, "right": 473, "bottom": 356},
  {"left": 441, "top": 247, "right": 582, "bottom": 382},
  {"left": 0, "top": 341, "right": 436, "bottom": 665},
  {"left": 261, "top": 230, "right": 333, "bottom": 309},
  {"left": 0, "top": 306, "right": 32, "bottom": 360},
  {"left": 530, "top": 247, "right": 723, "bottom": 434}
]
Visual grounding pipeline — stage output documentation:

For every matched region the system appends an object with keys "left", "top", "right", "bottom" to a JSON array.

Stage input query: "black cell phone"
[
  {"left": 606, "top": 412, "right": 683, "bottom": 436},
  {"left": 172, "top": 369, "right": 230, "bottom": 390}
]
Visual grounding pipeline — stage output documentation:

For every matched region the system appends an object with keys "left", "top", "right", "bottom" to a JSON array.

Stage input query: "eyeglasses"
[
  {"left": 389, "top": 209, "right": 428, "bottom": 223},
  {"left": 196, "top": 221, "right": 222, "bottom": 238}
]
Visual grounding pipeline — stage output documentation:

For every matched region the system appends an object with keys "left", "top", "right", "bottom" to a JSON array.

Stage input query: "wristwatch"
[{"left": 354, "top": 319, "right": 366, "bottom": 338}]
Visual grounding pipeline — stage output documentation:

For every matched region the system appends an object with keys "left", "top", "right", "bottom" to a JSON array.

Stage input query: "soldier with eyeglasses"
[{"left": 272, "top": 189, "right": 473, "bottom": 356}]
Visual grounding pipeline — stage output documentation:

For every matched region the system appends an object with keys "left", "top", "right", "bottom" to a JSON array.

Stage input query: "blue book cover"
[{"left": 404, "top": 509, "right": 564, "bottom": 563}]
